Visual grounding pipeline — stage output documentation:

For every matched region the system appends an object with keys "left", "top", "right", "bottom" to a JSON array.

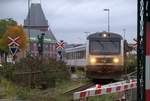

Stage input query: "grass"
[
  {"left": 87, "top": 94, "right": 116, "bottom": 101},
  {"left": 0, "top": 73, "right": 117, "bottom": 101},
  {"left": 0, "top": 73, "right": 84, "bottom": 101},
  {"left": 0, "top": 77, "right": 17, "bottom": 99}
]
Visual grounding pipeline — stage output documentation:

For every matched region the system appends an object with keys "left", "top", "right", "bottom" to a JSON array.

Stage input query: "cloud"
[{"left": 0, "top": 0, "right": 137, "bottom": 43}]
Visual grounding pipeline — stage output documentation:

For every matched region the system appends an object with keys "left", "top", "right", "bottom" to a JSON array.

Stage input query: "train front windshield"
[{"left": 89, "top": 40, "right": 120, "bottom": 55}]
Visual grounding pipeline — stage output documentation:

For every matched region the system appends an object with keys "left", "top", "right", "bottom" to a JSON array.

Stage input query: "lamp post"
[
  {"left": 28, "top": 0, "right": 31, "bottom": 56},
  {"left": 104, "top": 8, "right": 110, "bottom": 32},
  {"left": 123, "top": 28, "right": 126, "bottom": 40}
]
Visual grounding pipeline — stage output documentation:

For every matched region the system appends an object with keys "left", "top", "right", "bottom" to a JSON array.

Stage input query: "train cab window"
[{"left": 90, "top": 40, "right": 120, "bottom": 55}]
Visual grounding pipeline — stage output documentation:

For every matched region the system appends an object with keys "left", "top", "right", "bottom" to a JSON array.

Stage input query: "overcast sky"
[{"left": 0, "top": 0, "right": 137, "bottom": 44}]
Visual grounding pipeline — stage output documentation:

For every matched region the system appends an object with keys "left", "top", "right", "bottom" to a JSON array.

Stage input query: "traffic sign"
[
  {"left": 9, "top": 46, "right": 18, "bottom": 56},
  {"left": 130, "top": 38, "right": 137, "bottom": 49},
  {"left": 7, "top": 36, "right": 20, "bottom": 64},
  {"left": 56, "top": 40, "right": 64, "bottom": 49},
  {"left": 7, "top": 57, "right": 12, "bottom": 63},
  {"left": 8, "top": 36, "right": 20, "bottom": 46}
]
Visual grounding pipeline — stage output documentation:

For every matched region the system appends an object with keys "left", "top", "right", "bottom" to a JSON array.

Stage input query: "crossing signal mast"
[
  {"left": 137, "top": 0, "right": 150, "bottom": 101},
  {"left": 56, "top": 40, "right": 64, "bottom": 61}
]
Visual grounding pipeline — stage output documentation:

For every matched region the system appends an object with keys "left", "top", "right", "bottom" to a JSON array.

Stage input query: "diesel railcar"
[{"left": 65, "top": 32, "right": 124, "bottom": 80}]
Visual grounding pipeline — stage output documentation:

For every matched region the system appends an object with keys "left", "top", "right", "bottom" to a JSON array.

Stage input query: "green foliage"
[
  {"left": 0, "top": 18, "right": 17, "bottom": 38},
  {"left": 1, "top": 57, "right": 70, "bottom": 88},
  {"left": 0, "top": 77, "right": 17, "bottom": 99},
  {"left": 1, "top": 25, "right": 27, "bottom": 53},
  {"left": 0, "top": 64, "right": 15, "bottom": 80},
  {"left": 124, "top": 54, "right": 137, "bottom": 73},
  {"left": 87, "top": 94, "right": 115, "bottom": 101},
  {"left": 0, "top": 77, "right": 32, "bottom": 100},
  {"left": 0, "top": 18, "right": 27, "bottom": 54},
  {"left": 16, "top": 87, "right": 32, "bottom": 100}
]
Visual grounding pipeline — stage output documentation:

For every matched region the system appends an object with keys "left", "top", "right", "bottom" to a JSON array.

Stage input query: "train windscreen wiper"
[
  {"left": 96, "top": 40, "right": 104, "bottom": 49},
  {"left": 110, "top": 41, "right": 118, "bottom": 48}
]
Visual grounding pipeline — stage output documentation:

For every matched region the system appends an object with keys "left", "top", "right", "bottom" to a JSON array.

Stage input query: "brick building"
[{"left": 24, "top": 3, "right": 57, "bottom": 58}]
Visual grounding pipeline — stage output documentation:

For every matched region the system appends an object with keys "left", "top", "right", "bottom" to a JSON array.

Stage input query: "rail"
[{"left": 64, "top": 82, "right": 94, "bottom": 95}]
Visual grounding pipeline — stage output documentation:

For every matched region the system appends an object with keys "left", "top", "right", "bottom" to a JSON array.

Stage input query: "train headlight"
[
  {"left": 113, "top": 58, "right": 119, "bottom": 63},
  {"left": 102, "top": 33, "right": 107, "bottom": 37},
  {"left": 90, "top": 58, "right": 96, "bottom": 64}
]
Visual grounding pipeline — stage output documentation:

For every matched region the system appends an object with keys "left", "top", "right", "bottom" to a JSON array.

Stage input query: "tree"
[
  {"left": 0, "top": 18, "right": 17, "bottom": 39},
  {"left": 1, "top": 25, "right": 27, "bottom": 53},
  {"left": 0, "top": 18, "right": 27, "bottom": 62}
]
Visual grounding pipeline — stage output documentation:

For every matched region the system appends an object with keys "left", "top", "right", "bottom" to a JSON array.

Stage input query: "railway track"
[
  {"left": 64, "top": 79, "right": 119, "bottom": 95},
  {"left": 65, "top": 71, "right": 137, "bottom": 100},
  {"left": 64, "top": 71, "right": 136, "bottom": 95},
  {"left": 64, "top": 82, "right": 95, "bottom": 95}
]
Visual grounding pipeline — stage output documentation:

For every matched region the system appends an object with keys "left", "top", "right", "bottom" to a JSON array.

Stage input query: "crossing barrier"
[{"left": 73, "top": 79, "right": 136, "bottom": 100}]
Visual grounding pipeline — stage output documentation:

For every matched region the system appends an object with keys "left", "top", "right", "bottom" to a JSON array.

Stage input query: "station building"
[{"left": 23, "top": 3, "right": 57, "bottom": 58}]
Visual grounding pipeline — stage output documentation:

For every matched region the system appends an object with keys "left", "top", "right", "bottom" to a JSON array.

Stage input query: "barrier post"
[{"left": 145, "top": 2, "right": 150, "bottom": 100}]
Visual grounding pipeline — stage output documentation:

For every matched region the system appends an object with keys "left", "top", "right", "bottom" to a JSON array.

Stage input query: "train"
[{"left": 65, "top": 32, "right": 124, "bottom": 80}]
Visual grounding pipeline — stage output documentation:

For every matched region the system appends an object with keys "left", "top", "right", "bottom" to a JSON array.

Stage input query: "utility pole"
[
  {"left": 28, "top": 0, "right": 31, "bottom": 56},
  {"left": 137, "top": 0, "right": 147, "bottom": 101},
  {"left": 104, "top": 9, "right": 110, "bottom": 32},
  {"left": 123, "top": 29, "right": 126, "bottom": 40},
  {"left": 145, "top": 0, "right": 150, "bottom": 101}
]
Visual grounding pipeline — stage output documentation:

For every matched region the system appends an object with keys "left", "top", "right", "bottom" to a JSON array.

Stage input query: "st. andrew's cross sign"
[
  {"left": 8, "top": 36, "right": 20, "bottom": 47},
  {"left": 8, "top": 36, "right": 20, "bottom": 63},
  {"left": 56, "top": 40, "right": 64, "bottom": 50},
  {"left": 8, "top": 36, "right": 20, "bottom": 56}
]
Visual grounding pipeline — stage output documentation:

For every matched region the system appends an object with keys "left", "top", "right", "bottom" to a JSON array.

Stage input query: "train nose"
[{"left": 102, "top": 67, "right": 107, "bottom": 72}]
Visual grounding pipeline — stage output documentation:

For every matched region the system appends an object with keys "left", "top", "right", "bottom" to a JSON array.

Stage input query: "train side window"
[
  {"left": 73, "top": 52, "right": 75, "bottom": 59},
  {"left": 70, "top": 52, "right": 72, "bottom": 59},
  {"left": 68, "top": 53, "right": 70, "bottom": 59},
  {"left": 76, "top": 51, "right": 78, "bottom": 59},
  {"left": 66, "top": 53, "right": 68, "bottom": 59},
  {"left": 74, "top": 51, "right": 76, "bottom": 59},
  {"left": 72, "top": 52, "right": 73, "bottom": 59},
  {"left": 75, "top": 52, "right": 77, "bottom": 59},
  {"left": 83, "top": 50, "right": 86, "bottom": 58},
  {"left": 80, "top": 51, "right": 82, "bottom": 59},
  {"left": 80, "top": 51, "right": 84, "bottom": 59},
  {"left": 77, "top": 51, "right": 80, "bottom": 59},
  {"left": 78, "top": 51, "right": 81, "bottom": 59}
]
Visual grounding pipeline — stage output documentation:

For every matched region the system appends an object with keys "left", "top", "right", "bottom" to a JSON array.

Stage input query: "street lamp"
[
  {"left": 104, "top": 8, "right": 110, "bottom": 32},
  {"left": 123, "top": 28, "right": 126, "bottom": 40},
  {"left": 28, "top": 0, "right": 31, "bottom": 56}
]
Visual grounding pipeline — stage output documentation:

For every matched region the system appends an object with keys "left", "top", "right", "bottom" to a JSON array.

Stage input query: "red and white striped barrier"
[
  {"left": 146, "top": 22, "right": 150, "bottom": 101},
  {"left": 73, "top": 79, "right": 136, "bottom": 100}
]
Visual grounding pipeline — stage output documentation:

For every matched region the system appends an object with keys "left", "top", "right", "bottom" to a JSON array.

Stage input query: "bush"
[
  {"left": 0, "top": 77, "right": 17, "bottom": 99},
  {"left": 1, "top": 57, "right": 70, "bottom": 88},
  {"left": 124, "top": 54, "right": 137, "bottom": 73},
  {"left": 16, "top": 87, "right": 32, "bottom": 100},
  {"left": 0, "top": 64, "right": 15, "bottom": 80}
]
